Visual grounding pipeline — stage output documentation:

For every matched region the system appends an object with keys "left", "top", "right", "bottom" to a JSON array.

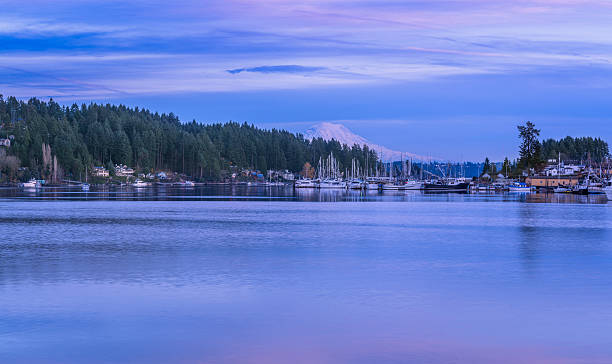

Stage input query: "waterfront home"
[
  {"left": 93, "top": 166, "right": 109, "bottom": 177},
  {"left": 115, "top": 164, "right": 135, "bottom": 177}
]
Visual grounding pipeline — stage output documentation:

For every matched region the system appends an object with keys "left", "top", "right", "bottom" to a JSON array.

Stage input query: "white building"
[
  {"left": 93, "top": 166, "right": 109, "bottom": 177},
  {"left": 115, "top": 164, "right": 135, "bottom": 177},
  {"left": 544, "top": 164, "right": 583, "bottom": 176}
]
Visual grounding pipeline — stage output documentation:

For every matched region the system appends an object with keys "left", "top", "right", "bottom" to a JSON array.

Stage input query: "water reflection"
[
  {"left": 517, "top": 203, "right": 541, "bottom": 275},
  {"left": 2, "top": 185, "right": 608, "bottom": 204},
  {"left": 1, "top": 196, "right": 611, "bottom": 364}
]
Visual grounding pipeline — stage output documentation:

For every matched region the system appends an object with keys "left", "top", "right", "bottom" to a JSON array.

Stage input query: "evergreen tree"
[
  {"left": 517, "top": 121, "right": 543, "bottom": 170},
  {"left": 482, "top": 157, "right": 491, "bottom": 176},
  {"left": 0, "top": 96, "right": 380, "bottom": 181},
  {"left": 501, "top": 157, "right": 511, "bottom": 177}
]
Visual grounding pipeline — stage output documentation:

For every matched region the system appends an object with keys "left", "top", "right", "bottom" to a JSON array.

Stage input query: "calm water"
[{"left": 1, "top": 187, "right": 611, "bottom": 363}]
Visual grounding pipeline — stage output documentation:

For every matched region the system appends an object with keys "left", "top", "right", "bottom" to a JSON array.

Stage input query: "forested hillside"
[
  {"left": 541, "top": 136, "right": 609, "bottom": 163},
  {"left": 0, "top": 96, "right": 378, "bottom": 181}
]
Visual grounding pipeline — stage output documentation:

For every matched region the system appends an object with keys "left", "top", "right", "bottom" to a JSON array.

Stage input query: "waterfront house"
[
  {"left": 93, "top": 166, "right": 109, "bottom": 177},
  {"left": 115, "top": 164, "right": 135, "bottom": 177}
]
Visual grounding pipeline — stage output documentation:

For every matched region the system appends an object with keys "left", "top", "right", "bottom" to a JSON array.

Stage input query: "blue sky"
[{"left": 1, "top": 0, "right": 611, "bottom": 161}]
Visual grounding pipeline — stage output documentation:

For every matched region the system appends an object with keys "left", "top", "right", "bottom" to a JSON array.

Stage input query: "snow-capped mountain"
[{"left": 303, "top": 122, "right": 428, "bottom": 161}]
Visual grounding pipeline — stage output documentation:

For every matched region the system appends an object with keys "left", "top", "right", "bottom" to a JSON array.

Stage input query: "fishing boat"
[
  {"left": 508, "top": 182, "right": 533, "bottom": 192},
  {"left": 572, "top": 175, "right": 594, "bottom": 195},
  {"left": 424, "top": 178, "right": 469, "bottom": 192}
]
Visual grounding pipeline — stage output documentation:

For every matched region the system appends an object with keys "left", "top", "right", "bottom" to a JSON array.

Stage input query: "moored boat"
[
  {"left": 348, "top": 179, "right": 364, "bottom": 190},
  {"left": 403, "top": 180, "right": 422, "bottom": 190},
  {"left": 508, "top": 182, "right": 533, "bottom": 192},
  {"left": 319, "top": 178, "right": 346, "bottom": 189},
  {"left": 295, "top": 179, "right": 317, "bottom": 188},
  {"left": 382, "top": 183, "right": 402, "bottom": 191},
  {"left": 424, "top": 178, "right": 469, "bottom": 192},
  {"left": 19, "top": 179, "right": 39, "bottom": 189},
  {"left": 132, "top": 179, "right": 149, "bottom": 187},
  {"left": 365, "top": 181, "right": 380, "bottom": 190}
]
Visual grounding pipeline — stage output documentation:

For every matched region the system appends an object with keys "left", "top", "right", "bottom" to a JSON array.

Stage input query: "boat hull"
[{"left": 424, "top": 182, "right": 469, "bottom": 191}]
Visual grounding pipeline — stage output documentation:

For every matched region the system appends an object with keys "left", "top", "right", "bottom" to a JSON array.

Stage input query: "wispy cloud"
[
  {"left": 226, "top": 65, "right": 326, "bottom": 74},
  {"left": 2, "top": 0, "right": 612, "bottom": 97}
]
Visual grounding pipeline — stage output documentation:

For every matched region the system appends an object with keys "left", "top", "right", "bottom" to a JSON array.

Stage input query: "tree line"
[
  {"left": 480, "top": 121, "right": 609, "bottom": 177},
  {"left": 0, "top": 96, "right": 378, "bottom": 182}
]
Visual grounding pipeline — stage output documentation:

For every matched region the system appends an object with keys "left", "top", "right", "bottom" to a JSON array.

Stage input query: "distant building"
[
  {"left": 93, "top": 166, "right": 109, "bottom": 177},
  {"left": 526, "top": 175, "right": 580, "bottom": 188},
  {"left": 543, "top": 164, "right": 583, "bottom": 176},
  {"left": 282, "top": 170, "right": 295, "bottom": 181},
  {"left": 115, "top": 164, "right": 135, "bottom": 177}
]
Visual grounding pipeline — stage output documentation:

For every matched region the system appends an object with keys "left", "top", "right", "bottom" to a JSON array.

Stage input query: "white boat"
[
  {"left": 132, "top": 179, "right": 149, "bottom": 187},
  {"left": 174, "top": 180, "right": 195, "bottom": 187},
  {"left": 348, "top": 179, "right": 364, "bottom": 190},
  {"left": 319, "top": 178, "right": 346, "bottom": 189},
  {"left": 365, "top": 182, "right": 379, "bottom": 190},
  {"left": 295, "top": 179, "right": 316, "bottom": 188},
  {"left": 19, "top": 179, "right": 39, "bottom": 189},
  {"left": 382, "top": 183, "right": 402, "bottom": 190},
  {"left": 403, "top": 180, "right": 422, "bottom": 190},
  {"left": 81, "top": 183, "right": 90, "bottom": 191},
  {"left": 476, "top": 183, "right": 490, "bottom": 191},
  {"left": 508, "top": 182, "right": 533, "bottom": 192},
  {"left": 553, "top": 186, "right": 571, "bottom": 193}
]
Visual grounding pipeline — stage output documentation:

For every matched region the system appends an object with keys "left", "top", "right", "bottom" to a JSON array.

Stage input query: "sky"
[{"left": 1, "top": 0, "right": 612, "bottom": 161}]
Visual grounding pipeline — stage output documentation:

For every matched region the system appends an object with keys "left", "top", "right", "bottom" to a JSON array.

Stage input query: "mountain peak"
[{"left": 303, "top": 122, "right": 427, "bottom": 161}]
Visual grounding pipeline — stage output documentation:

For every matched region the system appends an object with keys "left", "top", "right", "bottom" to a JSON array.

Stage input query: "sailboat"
[
  {"left": 553, "top": 153, "right": 570, "bottom": 193},
  {"left": 81, "top": 166, "right": 90, "bottom": 191},
  {"left": 317, "top": 153, "right": 346, "bottom": 189}
]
